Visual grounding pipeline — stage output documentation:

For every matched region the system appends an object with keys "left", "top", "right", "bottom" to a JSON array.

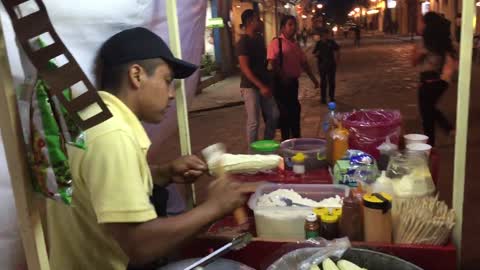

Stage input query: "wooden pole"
[
  {"left": 0, "top": 18, "right": 50, "bottom": 270},
  {"left": 165, "top": 0, "right": 196, "bottom": 207},
  {"left": 452, "top": 0, "right": 475, "bottom": 266}
]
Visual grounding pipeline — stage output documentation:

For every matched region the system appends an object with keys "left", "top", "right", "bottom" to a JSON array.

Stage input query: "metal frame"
[{"left": 452, "top": 0, "right": 476, "bottom": 264}]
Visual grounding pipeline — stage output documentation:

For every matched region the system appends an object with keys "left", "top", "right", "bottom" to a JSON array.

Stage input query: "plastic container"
[
  {"left": 342, "top": 110, "right": 402, "bottom": 159},
  {"left": 304, "top": 213, "right": 320, "bottom": 239},
  {"left": 322, "top": 102, "right": 337, "bottom": 133},
  {"left": 403, "top": 134, "right": 429, "bottom": 146},
  {"left": 363, "top": 192, "right": 393, "bottom": 243},
  {"left": 339, "top": 191, "right": 363, "bottom": 241},
  {"left": 406, "top": 143, "right": 432, "bottom": 157},
  {"left": 292, "top": 153, "right": 306, "bottom": 175},
  {"left": 320, "top": 213, "right": 339, "bottom": 240},
  {"left": 371, "top": 171, "right": 394, "bottom": 195},
  {"left": 327, "top": 122, "right": 349, "bottom": 165},
  {"left": 251, "top": 140, "right": 280, "bottom": 154},
  {"left": 248, "top": 183, "right": 349, "bottom": 240},
  {"left": 280, "top": 138, "right": 327, "bottom": 171}
]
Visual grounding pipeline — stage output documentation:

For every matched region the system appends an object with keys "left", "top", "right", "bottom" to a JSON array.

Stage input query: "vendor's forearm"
[
  {"left": 108, "top": 202, "right": 222, "bottom": 267},
  {"left": 149, "top": 164, "right": 172, "bottom": 187}
]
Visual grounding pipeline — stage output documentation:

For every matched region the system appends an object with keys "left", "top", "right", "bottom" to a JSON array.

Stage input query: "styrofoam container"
[
  {"left": 406, "top": 143, "right": 432, "bottom": 157},
  {"left": 247, "top": 183, "right": 349, "bottom": 240},
  {"left": 404, "top": 134, "right": 429, "bottom": 145}
]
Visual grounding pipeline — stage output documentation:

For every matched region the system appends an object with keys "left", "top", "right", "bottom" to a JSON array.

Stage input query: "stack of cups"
[{"left": 403, "top": 134, "right": 432, "bottom": 157}]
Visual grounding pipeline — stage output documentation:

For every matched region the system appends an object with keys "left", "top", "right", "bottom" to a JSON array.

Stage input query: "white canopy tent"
[{"left": 0, "top": 0, "right": 205, "bottom": 269}]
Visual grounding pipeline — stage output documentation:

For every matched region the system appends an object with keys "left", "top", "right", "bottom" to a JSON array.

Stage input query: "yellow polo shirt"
[{"left": 47, "top": 91, "right": 157, "bottom": 270}]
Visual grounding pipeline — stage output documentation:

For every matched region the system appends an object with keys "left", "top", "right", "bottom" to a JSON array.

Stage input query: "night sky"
[{"left": 322, "top": 0, "right": 356, "bottom": 24}]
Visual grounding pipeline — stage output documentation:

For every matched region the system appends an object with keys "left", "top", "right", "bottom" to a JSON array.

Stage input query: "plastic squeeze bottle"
[
  {"left": 339, "top": 191, "right": 363, "bottom": 241},
  {"left": 292, "top": 152, "right": 306, "bottom": 175},
  {"left": 328, "top": 122, "right": 349, "bottom": 165}
]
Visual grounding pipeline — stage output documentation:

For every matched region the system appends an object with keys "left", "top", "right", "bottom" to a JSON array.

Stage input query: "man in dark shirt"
[
  {"left": 313, "top": 28, "right": 340, "bottom": 104},
  {"left": 236, "top": 9, "right": 279, "bottom": 147}
]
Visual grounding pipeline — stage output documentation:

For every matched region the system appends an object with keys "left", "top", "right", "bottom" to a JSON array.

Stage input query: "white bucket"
[
  {"left": 406, "top": 143, "right": 432, "bottom": 157},
  {"left": 404, "top": 134, "right": 429, "bottom": 145}
]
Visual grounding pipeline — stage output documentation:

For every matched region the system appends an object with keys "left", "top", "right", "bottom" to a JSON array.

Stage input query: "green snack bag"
[{"left": 29, "top": 38, "right": 85, "bottom": 204}]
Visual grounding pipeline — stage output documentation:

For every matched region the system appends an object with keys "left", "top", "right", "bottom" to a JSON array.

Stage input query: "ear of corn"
[
  {"left": 322, "top": 258, "right": 340, "bottom": 270},
  {"left": 337, "top": 259, "right": 363, "bottom": 270},
  {"left": 309, "top": 264, "right": 321, "bottom": 270}
]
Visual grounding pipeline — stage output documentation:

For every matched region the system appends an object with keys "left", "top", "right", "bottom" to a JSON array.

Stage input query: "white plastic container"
[
  {"left": 403, "top": 134, "right": 429, "bottom": 146},
  {"left": 247, "top": 183, "right": 349, "bottom": 240},
  {"left": 406, "top": 143, "right": 432, "bottom": 157}
]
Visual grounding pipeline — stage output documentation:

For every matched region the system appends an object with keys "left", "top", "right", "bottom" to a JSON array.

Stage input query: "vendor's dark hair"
[
  {"left": 95, "top": 57, "right": 165, "bottom": 94},
  {"left": 280, "top": 15, "right": 297, "bottom": 29},
  {"left": 422, "top": 12, "right": 454, "bottom": 56}
]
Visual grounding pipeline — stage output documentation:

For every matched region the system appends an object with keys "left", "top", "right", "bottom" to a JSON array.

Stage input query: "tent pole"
[
  {"left": 0, "top": 18, "right": 50, "bottom": 270},
  {"left": 165, "top": 0, "right": 196, "bottom": 208},
  {"left": 452, "top": 0, "right": 475, "bottom": 266}
]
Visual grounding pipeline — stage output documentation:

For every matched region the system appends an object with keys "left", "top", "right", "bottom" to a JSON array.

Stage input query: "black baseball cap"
[{"left": 100, "top": 27, "right": 197, "bottom": 79}]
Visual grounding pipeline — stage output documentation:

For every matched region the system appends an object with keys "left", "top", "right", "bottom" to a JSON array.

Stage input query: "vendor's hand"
[
  {"left": 205, "top": 176, "right": 252, "bottom": 217},
  {"left": 259, "top": 85, "right": 272, "bottom": 97},
  {"left": 170, "top": 155, "right": 207, "bottom": 183}
]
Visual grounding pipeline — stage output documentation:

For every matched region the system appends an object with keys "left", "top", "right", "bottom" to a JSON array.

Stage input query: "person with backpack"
[
  {"left": 412, "top": 12, "right": 456, "bottom": 146},
  {"left": 236, "top": 9, "right": 279, "bottom": 148},
  {"left": 313, "top": 28, "right": 340, "bottom": 104},
  {"left": 46, "top": 27, "right": 254, "bottom": 270},
  {"left": 267, "top": 15, "right": 320, "bottom": 140}
]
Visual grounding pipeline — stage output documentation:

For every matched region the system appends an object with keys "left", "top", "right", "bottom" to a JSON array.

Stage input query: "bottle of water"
[{"left": 322, "top": 102, "right": 337, "bottom": 133}]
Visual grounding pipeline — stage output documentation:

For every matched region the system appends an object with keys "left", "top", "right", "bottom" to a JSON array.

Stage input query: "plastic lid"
[
  {"left": 306, "top": 212, "right": 318, "bottom": 222},
  {"left": 313, "top": 207, "right": 329, "bottom": 217},
  {"left": 250, "top": 140, "right": 280, "bottom": 153},
  {"left": 328, "top": 102, "right": 336, "bottom": 111},
  {"left": 292, "top": 152, "right": 306, "bottom": 163},
  {"left": 363, "top": 192, "right": 393, "bottom": 203},
  {"left": 320, "top": 213, "right": 339, "bottom": 223}
]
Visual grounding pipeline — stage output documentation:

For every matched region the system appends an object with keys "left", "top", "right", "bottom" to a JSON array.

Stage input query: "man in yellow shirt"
[{"left": 47, "top": 27, "right": 251, "bottom": 270}]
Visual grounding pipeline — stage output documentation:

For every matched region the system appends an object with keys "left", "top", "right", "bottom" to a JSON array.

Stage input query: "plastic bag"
[
  {"left": 333, "top": 150, "right": 379, "bottom": 188},
  {"left": 28, "top": 38, "right": 86, "bottom": 204},
  {"left": 342, "top": 110, "right": 402, "bottom": 159},
  {"left": 377, "top": 137, "right": 399, "bottom": 171},
  {"left": 267, "top": 237, "right": 351, "bottom": 270}
]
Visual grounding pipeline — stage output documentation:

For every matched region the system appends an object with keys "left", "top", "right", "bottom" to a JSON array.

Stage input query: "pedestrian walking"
[
  {"left": 267, "top": 15, "right": 320, "bottom": 140},
  {"left": 236, "top": 9, "right": 279, "bottom": 148},
  {"left": 302, "top": 27, "right": 308, "bottom": 47},
  {"left": 353, "top": 26, "right": 361, "bottom": 47},
  {"left": 313, "top": 28, "right": 340, "bottom": 104},
  {"left": 412, "top": 12, "right": 456, "bottom": 146}
]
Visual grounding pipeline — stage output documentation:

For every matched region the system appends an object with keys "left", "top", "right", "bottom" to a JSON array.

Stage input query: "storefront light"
[
  {"left": 317, "top": 4, "right": 323, "bottom": 9},
  {"left": 477, "top": 1, "right": 480, "bottom": 6},
  {"left": 236, "top": 5, "right": 241, "bottom": 8},
  {"left": 367, "top": 9, "right": 380, "bottom": 15},
  {"left": 354, "top": 7, "right": 361, "bottom": 12},
  {"left": 333, "top": 26, "right": 338, "bottom": 32},
  {"left": 284, "top": 3, "right": 290, "bottom": 9},
  {"left": 302, "top": 14, "right": 308, "bottom": 19}
]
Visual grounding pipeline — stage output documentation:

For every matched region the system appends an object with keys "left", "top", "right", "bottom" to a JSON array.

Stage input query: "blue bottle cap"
[{"left": 328, "top": 102, "right": 336, "bottom": 111}]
